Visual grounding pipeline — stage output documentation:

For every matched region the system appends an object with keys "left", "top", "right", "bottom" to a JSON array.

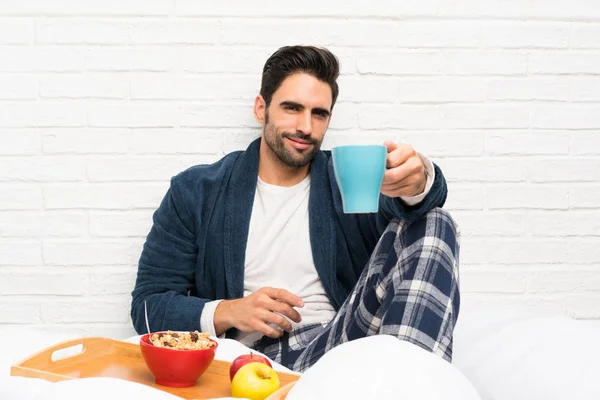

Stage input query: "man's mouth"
[{"left": 285, "top": 136, "right": 313, "bottom": 150}]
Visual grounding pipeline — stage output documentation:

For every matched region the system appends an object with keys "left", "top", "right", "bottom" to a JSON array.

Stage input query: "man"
[{"left": 131, "top": 45, "right": 460, "bottom": 373}]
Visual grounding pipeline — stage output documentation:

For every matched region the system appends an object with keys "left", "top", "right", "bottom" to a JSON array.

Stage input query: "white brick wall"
[{"left": 1, "top": 1, "right": 599, "bottom": 338}]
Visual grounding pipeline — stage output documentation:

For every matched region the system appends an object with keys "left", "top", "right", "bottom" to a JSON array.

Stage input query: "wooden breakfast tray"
[{"left": 10, "top": 337, "right": 300, "bottom": 400}]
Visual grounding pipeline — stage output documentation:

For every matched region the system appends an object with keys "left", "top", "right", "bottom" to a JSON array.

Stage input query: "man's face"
[{"left": 258, "top": 73, "right": 333, "bottom": 168}]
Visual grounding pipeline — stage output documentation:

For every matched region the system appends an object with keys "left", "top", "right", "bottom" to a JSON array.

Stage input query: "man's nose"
[{"left": 296, "top": 111, "right": 313, "bottom": 135}]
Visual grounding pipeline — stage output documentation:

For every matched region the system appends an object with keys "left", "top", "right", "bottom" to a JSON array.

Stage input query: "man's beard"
[{"left": 263, "top": 112, "right": 321, "bottom": 168}]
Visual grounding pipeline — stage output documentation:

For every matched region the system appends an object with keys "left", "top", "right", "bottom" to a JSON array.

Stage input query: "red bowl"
[{"left": 140, "top": 332, "right": 218, "bottom": 388}]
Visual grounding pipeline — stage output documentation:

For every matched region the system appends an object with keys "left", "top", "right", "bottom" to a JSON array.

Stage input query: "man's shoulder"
[{"left": 170, "top": 150, "right": 243, "bottom": 190}]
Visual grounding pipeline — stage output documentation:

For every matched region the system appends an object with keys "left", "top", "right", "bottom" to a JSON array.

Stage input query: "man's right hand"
[{"left": 213, "top": 287, "right": 304, "bottom": 338}]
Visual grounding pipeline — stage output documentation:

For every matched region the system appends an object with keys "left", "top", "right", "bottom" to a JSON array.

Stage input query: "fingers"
[
  {"left": 260, "top": 309, "right": 293, "bottom": 333},
  {"left": 263, "top": 287, "right": 304, "bottom": 308},
  {"left": 381, "top": 151, "right": 426, "bottom": 197},
  {"left": 385, "top": 143, "right": 416, "bottom": 169},
  {"left": 381, "top": 171, "right": 426, "bottom": 197},
  {"left": 381, "top": 182, "right": 418, "bottom": 198},
  {"left": 382, "top": 164, "right": 409, "bottom": 185},
  {"left": 233, "top": 287, "right": 305, "bottom": 338},
  {"left": 382, "top": 156, "right": 424, "bottom": 185},
  {"left": 381, "top": 180, "right": 412, "bottom": 193},
  {"left": 251, "top": 320, "right": 285, "bottom": 339},
  {"left": 267, "top": 298, "right": 302, "bottom": 323},
  {"left": 384, "top": 140, "right": 397, "bottom": 154}
]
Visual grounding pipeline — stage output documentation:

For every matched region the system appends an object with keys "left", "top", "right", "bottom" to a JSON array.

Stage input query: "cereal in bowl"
[{"left": 150, "top": 330, "right": 216, "bottom": 350}]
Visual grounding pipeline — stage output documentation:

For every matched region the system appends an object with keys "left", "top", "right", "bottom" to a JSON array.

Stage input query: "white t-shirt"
[
  {"left": 234, "top": 175, "right": 336, "bottom": 346},
  {"left": 200, "top": 155, "right": 435, "bottom": 346}
]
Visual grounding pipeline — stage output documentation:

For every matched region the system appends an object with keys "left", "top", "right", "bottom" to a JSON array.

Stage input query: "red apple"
[{"left": 229, "top": 352, "right": 273, "bottom": 381}]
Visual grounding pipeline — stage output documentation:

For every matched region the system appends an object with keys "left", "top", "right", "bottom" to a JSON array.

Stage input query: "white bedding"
[
  {"left": 3, "top": 304, "right": 600, "bottom": 400},
  {"left": 0, "top": 328, "right": 293, "bottom": 400},
  {"left": 453, "top": 303, "right": 600, "bottom": 400}
]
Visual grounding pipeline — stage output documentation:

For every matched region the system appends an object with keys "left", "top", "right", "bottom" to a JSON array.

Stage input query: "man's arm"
[
  {"left": 130, "top": 177, "right": 207, "bottom": 334},
  {"left": 378, "top": 160, "right": 447, "bottom": 225},
  {"left": 353, "top": 149, "right": 447, "bottom": 262},
  {"left": 130, "top": 176, "right": 304, "bottom": 338},
  {"left": 377, "top": 140, "right": 447, "bottom": 223},
  {"left": 398, "top": 153, "right": 435, "bottom": 207}
]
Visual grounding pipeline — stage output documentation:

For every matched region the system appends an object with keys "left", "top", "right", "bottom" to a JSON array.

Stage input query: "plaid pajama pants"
[{"left": 252, "top": 208, "right": 460, "bottom": 373}]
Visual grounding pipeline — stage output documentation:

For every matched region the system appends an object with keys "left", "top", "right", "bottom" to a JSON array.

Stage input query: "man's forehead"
[{"left": 273, "top": 73, "right": 333, "bottom": 109}]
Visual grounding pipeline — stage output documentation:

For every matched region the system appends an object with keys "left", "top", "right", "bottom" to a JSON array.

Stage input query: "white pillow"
[
  {"left": 454, "top": 314, "right": 600, "bottom": 400},
  {"left": 286, "top": 335, "right": 481, "bottom": 400}
]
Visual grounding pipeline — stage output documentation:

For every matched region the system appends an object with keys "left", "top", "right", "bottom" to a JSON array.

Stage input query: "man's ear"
[{"left": 254, "top": 95, "right": 266, "bottom": 124}]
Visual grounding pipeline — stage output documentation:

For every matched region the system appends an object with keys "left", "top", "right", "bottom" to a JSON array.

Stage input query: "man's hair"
[{"left": 260, "top": 45, "right": 340, "bottom": 111}]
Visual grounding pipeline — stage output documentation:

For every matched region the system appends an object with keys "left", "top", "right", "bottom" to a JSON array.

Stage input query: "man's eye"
[{"left": 285, "top": 105, "right": 299, "bottom": 111}]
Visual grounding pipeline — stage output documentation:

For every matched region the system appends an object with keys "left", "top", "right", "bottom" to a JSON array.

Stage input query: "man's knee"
[
  {"left": 433, "top": 208, "right": 459, "bottom": 240},
  {"left": 422, "top": 207, "right": 459, "bottom": 233},
  {"left": 396, "top": 208, "right": 459, "bottom": 242}
]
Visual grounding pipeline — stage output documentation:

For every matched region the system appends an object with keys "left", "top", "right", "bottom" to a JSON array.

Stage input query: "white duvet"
[
  {"left": 0, "top": 328, "right": 294, "bottom": 400},
  {"left": 2, "top": 302, "right": 600, "bottom": 400}
]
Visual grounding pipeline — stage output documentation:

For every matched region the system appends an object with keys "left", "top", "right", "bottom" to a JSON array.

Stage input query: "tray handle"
[{"left": 12, "top": 337, "right": 117, "bottom": 371}]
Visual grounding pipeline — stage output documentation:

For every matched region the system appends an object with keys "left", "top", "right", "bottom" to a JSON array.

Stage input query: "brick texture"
[{"left": 1, "top": 1, "right": 599, "bottom": 337}]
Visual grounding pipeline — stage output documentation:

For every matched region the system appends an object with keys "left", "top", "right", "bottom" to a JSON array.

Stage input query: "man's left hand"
[{"left": 381, "top": 140, "right": 427, "bottom": 198}]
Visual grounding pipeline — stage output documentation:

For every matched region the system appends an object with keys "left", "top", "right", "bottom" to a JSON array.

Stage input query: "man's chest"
[{"left": 244, "top": 182, "right": 315, "bottom": 288}]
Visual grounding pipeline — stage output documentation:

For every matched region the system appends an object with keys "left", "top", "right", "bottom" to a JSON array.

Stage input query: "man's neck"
[{"left": 258, "top": 139, "right": 310, "bottom": 187}]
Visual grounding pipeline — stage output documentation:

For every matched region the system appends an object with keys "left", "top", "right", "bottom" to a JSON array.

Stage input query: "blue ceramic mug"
[{"left": 331, "top": 144, "right": 387, "bottom": 213}]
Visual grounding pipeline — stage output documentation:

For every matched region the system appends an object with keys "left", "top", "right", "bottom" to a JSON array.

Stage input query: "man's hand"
[
  {"left": 213, "top": 287, "right": 304, "bottom": 338},
  {"left": 381, "top": 141, "right": 427, "bottom": 198}
]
